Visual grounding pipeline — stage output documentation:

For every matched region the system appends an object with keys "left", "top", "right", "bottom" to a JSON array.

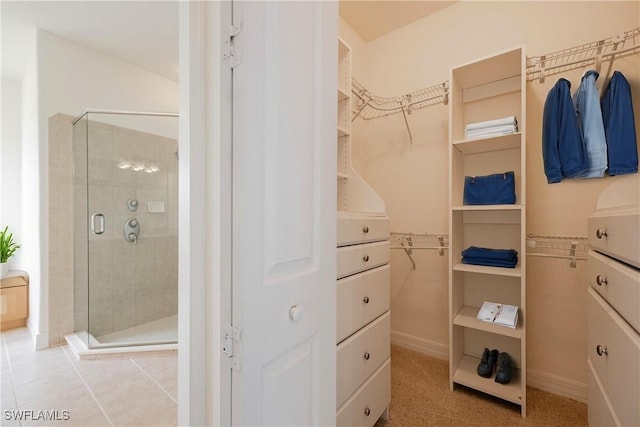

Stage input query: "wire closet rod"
[{"left": 351, "top": 26, "right": 640, "bottom": 143}]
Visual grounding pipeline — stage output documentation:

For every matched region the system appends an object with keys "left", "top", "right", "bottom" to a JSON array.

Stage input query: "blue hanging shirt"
[{"left": 601, "top": 71, "right": 638, "bottom": 175}]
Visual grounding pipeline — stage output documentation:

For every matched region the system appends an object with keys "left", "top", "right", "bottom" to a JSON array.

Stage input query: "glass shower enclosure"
[{"left": 72, "top": 110, "right": 178, "bottom": 348}]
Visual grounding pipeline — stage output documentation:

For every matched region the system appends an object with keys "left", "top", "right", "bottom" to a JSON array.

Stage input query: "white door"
[{"left": 230, "top": 1, "right": 338, "bottom": 425}]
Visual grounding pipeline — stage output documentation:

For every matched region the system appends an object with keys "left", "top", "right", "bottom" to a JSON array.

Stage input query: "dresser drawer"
[
  {"left": 336, "top": 357, "right": 390, "bottom": 427},
  {"left": 337, "top": 214, "right": 389, "bottom": 247},
  {"left": 588, "top": 359, "right": 620, "bottom": 427},
  {"left": 588, "top": 288, "right": 640, "bottom": 427},
  {"left": 588, "top": 251, "right": 640, "bottom": 333},
  {"left": 588, "top": 208, "right": 640, "bottom": 269},
  {"left": 337, "top": 265, "right": 390, "bottom": 343},
  {"left": 337, "top": 312, "right": 390, "bottom": 406},
  {"left": 337, "top": 241, "right": 389, "bottom": 279}
]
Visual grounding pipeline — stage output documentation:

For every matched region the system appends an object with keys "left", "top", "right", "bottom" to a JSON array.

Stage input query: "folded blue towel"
[
  {"left": 462, "top": 257, "right": 517, "bottom": 268},
  {"left": 461, "top": 246, "right": 518, "bottom": 268}
]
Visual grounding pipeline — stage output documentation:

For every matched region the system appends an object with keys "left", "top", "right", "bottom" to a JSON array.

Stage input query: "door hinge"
[
  {"left": 223, "top": 325, "right": 242, "bottom": 371},
  {"left": 224, "top": 21, "right": 243, "bottom": 69}
]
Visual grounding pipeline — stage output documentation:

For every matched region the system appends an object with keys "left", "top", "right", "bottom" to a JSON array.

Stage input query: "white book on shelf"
[{"left": 476, "top": 301, "right": 519, "bottom": 329}]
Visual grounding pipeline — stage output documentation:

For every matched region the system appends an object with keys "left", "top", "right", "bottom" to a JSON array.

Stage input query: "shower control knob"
[{"left": 129, "top": 219, "right": 138, "bottom": 227}]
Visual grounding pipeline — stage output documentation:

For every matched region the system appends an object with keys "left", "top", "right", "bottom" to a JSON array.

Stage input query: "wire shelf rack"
[
  {"left": 352, "top": 78, "right": 448, "bottom": 121},
  {"left": 526, "top": 234, "right": 589, "bottom": 268},
  {"left": 390, "top": 232, "right": 449, "bottom": 269}
]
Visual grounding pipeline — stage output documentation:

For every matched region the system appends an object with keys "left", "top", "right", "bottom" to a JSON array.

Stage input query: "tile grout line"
[
  {"left": 1, "top": 333, "right": 22, "bottom": 427},
  {"left": 130, "top": 358, "right": 177, "bottom": 405},
  {"left": 61, "top": 345, "right": 115, "bottom": 427}
]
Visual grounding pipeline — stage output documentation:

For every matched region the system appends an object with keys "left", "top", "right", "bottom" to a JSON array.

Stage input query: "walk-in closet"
[{"left": 335, "top": 2, "right": 640, "bottom": 426}]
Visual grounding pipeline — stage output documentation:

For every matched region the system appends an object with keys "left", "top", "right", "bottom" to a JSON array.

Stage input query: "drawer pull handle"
[
  {"left": 596, "top": 344, "right": 608, "bottom": 357},
  {"left": 363, "top": 296, "right": 370, "bottom": 304},
  {"left": 363, "top": 255, "right": 370, "bottom": 262},
  {"left": 364, "top": 407, "right": 371, "bottom": 417},
  {"left": 596, "top": 275, "right": 607, "bottom": 286},
  {"left": 362, "top": 226, "right": 369, "bottom": 234},
  {"left": 596, "top": 228, "right": 607, "bottom": 239},
  {"left": 363, "top": 352, "right": 370, "bottom": 360}
]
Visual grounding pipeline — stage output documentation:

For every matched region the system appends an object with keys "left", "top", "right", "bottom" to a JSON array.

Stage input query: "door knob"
[
  {"left": 596, "top": 275, "right": 607, "bottom": 286},
  {"left": 289, "top": 305, "right": 303, "bottom": 322},
  {"left": 596, "top": 344, "right": 608, "bottom": 357},
  {"left": 596, "top": 228, "right": 607, "bottom": 239}
]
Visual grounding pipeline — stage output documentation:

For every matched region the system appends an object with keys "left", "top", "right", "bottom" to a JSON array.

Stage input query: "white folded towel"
[
  {"left": 464, "top": 124, "right": 518, "bottom": 139},
  {"left": 465, "top": 116, "right": 517, "bottom": 131}
]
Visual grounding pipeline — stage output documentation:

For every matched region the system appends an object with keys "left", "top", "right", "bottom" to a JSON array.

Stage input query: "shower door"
[{"left": 80, "top": 111, "right": 178, "bottom": 348}]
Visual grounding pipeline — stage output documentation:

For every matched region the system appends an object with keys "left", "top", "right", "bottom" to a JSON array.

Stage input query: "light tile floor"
[{"left": 0, "top": 328, "right": 177, "bottom": 427}]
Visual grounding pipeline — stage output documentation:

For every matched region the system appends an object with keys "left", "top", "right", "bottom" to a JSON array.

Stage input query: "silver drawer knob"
[
  {"left": 362, "top": 226, "right": 369, "bottom": 234},
  {"left": 364, "top": 407, "right": 371, "bottom": 417},
  {"left": 596, "top": 275, "right": 607, "bottom": 286},
  {"left": 596, "top": 228, "right": 607, "bottom": 239},
  {"left": 363, "top": 255, "right": 370, "bottom": 262},
  {"left": 596, "top": 344, "right": 608, "bottom": 357},
  {"left": 363, "top": 296, "right": 370, "bottom": 304},
  {"left": 363, "top": 352, "right": 370, "bottom": 360}
]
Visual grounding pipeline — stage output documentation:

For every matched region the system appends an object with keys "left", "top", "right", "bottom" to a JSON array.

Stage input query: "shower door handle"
[{"left": 91, "top": 213, "right": 105, "bottom": 235}]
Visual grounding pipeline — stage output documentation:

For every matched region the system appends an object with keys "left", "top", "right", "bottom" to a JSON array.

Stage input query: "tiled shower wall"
[{"left": 49, "top": 114, "right": 178, "bottom": 345}]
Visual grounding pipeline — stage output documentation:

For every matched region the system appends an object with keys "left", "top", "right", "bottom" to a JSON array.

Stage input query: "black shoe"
[
  {"left": 495, "top": 352, "right": 512, "bottom": 384},
  {"left": 477, "top": 348, "right": 499, "bottom": 378}
]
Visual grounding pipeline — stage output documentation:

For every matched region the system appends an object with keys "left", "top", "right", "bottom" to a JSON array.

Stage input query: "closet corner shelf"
[
  {"left": 452, "top": 263, "right": 522, "bottom": 278},
  {"left": 453, "top": 306, "right": 522, "bottom": 339},
  {"left": 337, "top": 172, "right": 348, "bottom": 179},
  {"left": 453, "top": 132, "right": 521, "bottom": 155},
  {"left": 452, "top": 204, "right": 523, "bottom": 212},
  {"left": 453, "top": 355, "right": 523, "bottom": 405},
  {"left": 338, "top": 126, "right": 350, "bottom": 138},
  {"left": 338, "top": 87, "right": 350, "bottom": 101}
]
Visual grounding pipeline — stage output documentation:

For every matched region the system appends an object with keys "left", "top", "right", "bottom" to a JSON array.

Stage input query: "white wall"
[
  {"left": 20, "top": 47, "right": 45, "bottom": 348},
  {"left": 341, "top": 1, "right": 640, "bottom": 400},
  {"left": 1, "top": 78, "right": 23, "bottom": 268},
  {"left": 25, "top": 30, "right": 179, "bottom": 347}
]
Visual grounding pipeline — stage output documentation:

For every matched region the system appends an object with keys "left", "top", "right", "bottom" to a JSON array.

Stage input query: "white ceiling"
[
  {"left": 1, "top": 1, "right": 178, "bottom": 82},
  {"left": 1, "top": 1, "right": 454, "bottom": 83},
  {"left": 339, "top": 1, "right": 456, "bottom": 42}
]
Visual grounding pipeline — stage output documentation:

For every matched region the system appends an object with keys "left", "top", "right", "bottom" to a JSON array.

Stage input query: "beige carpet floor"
[{"left": 374, "top": 345, "right": 587, "bottom": 427}]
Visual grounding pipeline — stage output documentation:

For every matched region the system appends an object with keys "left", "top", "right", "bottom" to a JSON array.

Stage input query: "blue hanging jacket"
[
  {"left": 573, "top": 70, "right": 607, "bottom": 178},
  {"left": 542, "top": 78, "right": 589, "bottom": 183},
  {"left": 601, "top": 71, "right": 638, "bottom": 175}
]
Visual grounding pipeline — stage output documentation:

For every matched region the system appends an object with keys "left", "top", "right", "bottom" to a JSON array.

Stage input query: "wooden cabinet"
[
  {"left": 448, "top": 46, "right": 527, "bottom": 416},
  {"left": 1, "top": 272, "right": 29, "bottom": 330},
  {"left": 336, "top": 38, "right": 389, "bottom": 426},
  {"left": 587, "top": 176, "right": 640, "bottom": 427}
]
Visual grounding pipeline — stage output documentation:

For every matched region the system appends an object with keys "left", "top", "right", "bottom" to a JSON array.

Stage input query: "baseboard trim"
[
  {"left": 390, "top": 330, "right": 587, "bottom": 403},
  {"left": 390, "top": 330, "right": 448, "bottom": 360},
  {"left": 527, "top": 368, "right": 588, "bottom": 403}
]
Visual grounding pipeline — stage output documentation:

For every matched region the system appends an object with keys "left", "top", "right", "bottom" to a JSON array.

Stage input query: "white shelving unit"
[
  {"left": 448, "top": 46, "right": 527, "bottom": 417},
  {"left": 336, "top": 38, "right": 390, "bottom": 427}
]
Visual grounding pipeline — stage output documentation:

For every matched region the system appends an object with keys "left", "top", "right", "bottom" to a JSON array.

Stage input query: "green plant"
[{"left": 0, "top": 226, "right": 20, "bottom": 263}]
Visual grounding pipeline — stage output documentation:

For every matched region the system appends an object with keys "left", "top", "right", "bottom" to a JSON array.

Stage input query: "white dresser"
[
  {"left": 587, "top": 175, "right": 640, "bottom": 427},
  {"left": 336, "top": 211, "right": 391, "bottom": 426}
]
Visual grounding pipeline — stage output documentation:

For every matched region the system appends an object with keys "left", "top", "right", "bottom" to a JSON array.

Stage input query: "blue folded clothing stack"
[{"left": 461, "top": 246, "right": 518, "bottom": 268}]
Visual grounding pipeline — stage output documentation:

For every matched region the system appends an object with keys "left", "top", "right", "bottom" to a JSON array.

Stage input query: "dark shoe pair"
[{"left": 477, "top": 348, "right": 512, "bottom": 384}]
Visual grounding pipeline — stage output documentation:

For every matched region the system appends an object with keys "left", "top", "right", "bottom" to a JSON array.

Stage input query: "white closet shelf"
[
  {"left": 453, "top": 133, "right": 521, "bottom": 155},
  {"left": 338, "top": 126, "right": 350, "bottom": 137},
  {"left": 453, "top": 355, "right": 523, "bottom": 405},
  {"left": 453, "top": 263, "right": 522, "bottom": 278},
  {"left": 453, "top": 306, "right": 522, "bottom": 339},
  {"left": 452, "top": 204, "right": 523, "bottom": 211},
  {"left": 338, "top": 87, "right": 350, "bottom": 101}
]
